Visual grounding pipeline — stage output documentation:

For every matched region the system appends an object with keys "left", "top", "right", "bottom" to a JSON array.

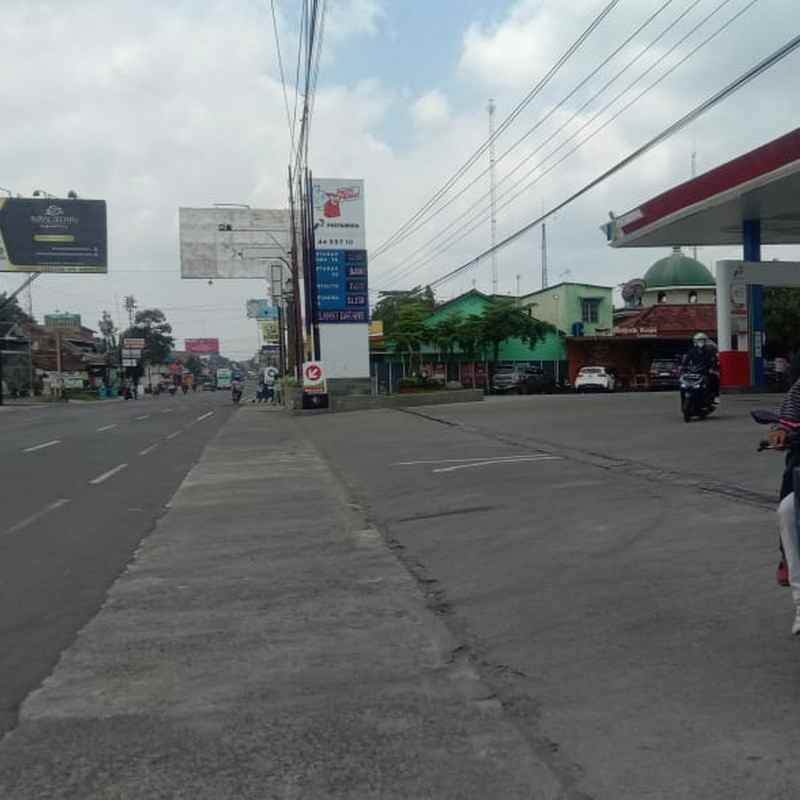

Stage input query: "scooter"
[{"left": 679, "top": 371, "right": 717, "bottom": 422}]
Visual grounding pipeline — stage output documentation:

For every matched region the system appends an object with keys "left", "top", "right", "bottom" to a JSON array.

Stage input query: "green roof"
[{"left": 644, "top": 248, "right": 715, "bottom": 288}]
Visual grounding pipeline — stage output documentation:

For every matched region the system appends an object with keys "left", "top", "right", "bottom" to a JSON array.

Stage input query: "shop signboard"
[
  {"left": 246, "top": 299, "right": 278, "bottom": 319},
  {"left": 123, "top": 338, "right": 145, "bottom": 349},
  {"left": 0, "top": 198, "right": 107, "bottom": 273},
  {"left": 259, "top": 320, "right": 279, "bottom": 344}
]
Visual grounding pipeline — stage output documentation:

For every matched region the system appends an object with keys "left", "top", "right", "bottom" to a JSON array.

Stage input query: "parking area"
[{"left": 299, "top": 392, "right": 799, "bottom": 800}]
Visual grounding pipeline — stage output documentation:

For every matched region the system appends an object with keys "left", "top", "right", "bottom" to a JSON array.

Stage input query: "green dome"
[{"left": 643, "top": 248, "right": 715, "bottom": 289}]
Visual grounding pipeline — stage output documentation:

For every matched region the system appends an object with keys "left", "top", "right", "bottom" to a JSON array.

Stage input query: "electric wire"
[
  {"left": 379, "top": 0, "right": 755, "bottom": 290},
  {"left": 426, "top": 27, "right": 800, "bottom": 292},
  {"left": 374, "top": 0, "right": 679, "bottom": 271},
  {"left": 371, "top": 0, "right": 622, "bottom": 259},
  {"left": 269, "top": 0, "right": 295, "bottom": 163}
]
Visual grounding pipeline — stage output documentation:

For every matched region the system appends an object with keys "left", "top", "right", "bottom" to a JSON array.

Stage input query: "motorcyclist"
[
  {"left": 681, "top": 332, "right": 719, "bottom": 403},
  {"left": 231, "top": 377, "right": 243, "bottom": 402}
]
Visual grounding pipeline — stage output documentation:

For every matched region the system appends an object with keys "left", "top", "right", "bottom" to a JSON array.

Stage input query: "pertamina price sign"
[{"left": 302, "top": 361, "right": 327, "bottom": 395}]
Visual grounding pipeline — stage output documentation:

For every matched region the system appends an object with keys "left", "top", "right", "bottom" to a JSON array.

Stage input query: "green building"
[
  {"left": 370, "top": 289, "right": 569, "bottom": 392},
  {"left": 517, "top": 282, "right": 614, "bottom": 337}
]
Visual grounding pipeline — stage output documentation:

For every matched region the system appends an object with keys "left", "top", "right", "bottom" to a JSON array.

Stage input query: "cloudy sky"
[{"left": 2, "top": 0, "right": 798, "bottom": 356}]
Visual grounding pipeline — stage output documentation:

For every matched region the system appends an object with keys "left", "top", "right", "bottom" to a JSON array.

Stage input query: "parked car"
[
  {"left": 648, "top": 357, "right": 682, "bottom": 390},
  {"left": 492, "top": 365, "right": 556, "bottom": 394},
  {"left": 574, "top": 366, "right": 616, "bottom": 393}
]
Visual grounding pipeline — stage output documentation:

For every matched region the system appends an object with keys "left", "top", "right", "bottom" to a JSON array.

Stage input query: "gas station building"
[{"left": 605, "top": 126, "right": 800, "bottom": 389}]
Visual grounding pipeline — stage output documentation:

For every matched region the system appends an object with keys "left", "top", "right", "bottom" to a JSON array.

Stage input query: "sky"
[{"left": 1, "top": 0, "right": 799, "bottom": 357}]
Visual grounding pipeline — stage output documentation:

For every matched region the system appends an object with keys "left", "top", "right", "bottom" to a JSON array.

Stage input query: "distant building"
[{"left": 518, "top": 282, "right": 614, "bottom": 337}]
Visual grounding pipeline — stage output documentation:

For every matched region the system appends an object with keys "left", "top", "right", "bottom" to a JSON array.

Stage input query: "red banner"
[{"left": 184, "top": 338, "right": 219, "bottom": 354}]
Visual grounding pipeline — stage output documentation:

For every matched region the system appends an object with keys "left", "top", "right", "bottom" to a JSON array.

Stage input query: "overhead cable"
[
  {"left": 371, "top": 0, "right": 622, "bottom": 259},
  {"left": 426, "top": 28, "right": 800, "bottom": 291},
  {"left": 379, "top": 0, "right": 753, "bottom": 290}
]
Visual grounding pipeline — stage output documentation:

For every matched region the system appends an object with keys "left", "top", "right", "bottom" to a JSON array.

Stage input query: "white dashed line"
[
  {"left": 161, "top": 409, "right": 173, "bottom": 414},
  {"left": 23, "top": 440, "right": 61, "bottom": 453},
  {"left": 166, "top": 431, "right": 181, "bottom": 440},
  {"left": 196, "top": 411, "right": 215, "bottom": 422},
  {"left": 97, "top": 424, "right": 117, "bottom": 432},
  {"left": 135, "top": 415, "right": 150, "bottom": 421},
  {"left": 6, "top": 499, "right": 71, "bottom": 534},
  {"left": 393, "top": 455, "right": 537, "bottom": 466},
  {"left": 138, "top": 443, "right": 159, "bottom": 456},
  {"left": 89, "top": 463, "right": 128, "bottom": 485}
]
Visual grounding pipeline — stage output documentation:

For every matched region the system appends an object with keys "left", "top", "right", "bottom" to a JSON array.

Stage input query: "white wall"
[{"left": 319, "top": 325, "right": 369, "bottom": 379}]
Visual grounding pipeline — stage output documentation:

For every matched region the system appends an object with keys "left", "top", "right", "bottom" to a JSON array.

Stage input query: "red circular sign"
[{"left": 305, "top": 364, "right": 322, "bottom": 381}]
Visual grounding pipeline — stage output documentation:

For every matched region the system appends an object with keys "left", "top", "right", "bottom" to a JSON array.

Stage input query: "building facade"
[{"left": 518, "top": 282, "right": 614, "bottom": 337}]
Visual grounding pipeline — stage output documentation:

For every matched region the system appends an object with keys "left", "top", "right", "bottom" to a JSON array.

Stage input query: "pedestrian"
[
  {"left": 256, "top": 378, "right": 266, "bottom": 403},
  {"left": 264, "top": 371, "right": 276, "bottom": 404}
]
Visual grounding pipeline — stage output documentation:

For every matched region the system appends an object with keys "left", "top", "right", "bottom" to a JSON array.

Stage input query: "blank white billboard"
[{"left": 179, "top": 207, "right": 291, "bottom": 279}]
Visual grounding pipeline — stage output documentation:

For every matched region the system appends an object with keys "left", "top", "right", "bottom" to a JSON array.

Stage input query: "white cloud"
[
  {"left": 411, "top": 90, "right": 451, "bottom": 129},
  {"left": 325, "top": 0, "right": 385, "bottom": 43}
]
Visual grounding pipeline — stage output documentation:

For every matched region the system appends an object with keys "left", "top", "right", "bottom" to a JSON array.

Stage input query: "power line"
[
  {"left": 427, "top": 27, "right": 800, "bottom": 291},
  {"left": 371, "top": 0, "right": 622, "bottom": 260},
  {"left": 376, "top": 0, "right": 689, "bottom": 288},
  {"left": 269, "top": 0, "right": 295, "bottom": 162},
  {"left": 374, "top": 0, "right": 677, "bottom": 265},
  {"left": 379, "top": 0, "right": 751, "bottom": 290}
]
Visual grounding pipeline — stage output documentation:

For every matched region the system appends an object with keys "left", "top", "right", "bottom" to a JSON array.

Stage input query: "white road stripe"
[
  {"left": 89, "top": 463, "right": 128, "bottom": 485},
  {"left": 97, "top": 424, "right": 117, "bottom": 432},
  {"left": 196, "top": 411, "right": 215, "bottom": 422},
  {"left": 393, "top": 455, "right": 541, "bottom": 466},
  {"left": 166, "top": 431, "right": 181, "bottom": 440},
  {"left": 135, "top": 415, "right": 150, "bottom": 421},
  {"left": 7, "top": 499, "right": 71, "bottom": 534},
  {"left": 138, "top": 443, "right": 159, "bottom": 456},
  {"left": 433, "top": 456, "right": 562, "bottom": 474},
  {"left": 23, "top": 440, "right": 61, "bottom": 453},
  {"left": 161, "top": 409, "right": 174, "bottom": 414}
]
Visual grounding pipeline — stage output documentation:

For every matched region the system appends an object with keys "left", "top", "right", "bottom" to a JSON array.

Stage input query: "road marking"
[
  {"left": 139, "top": 443, "right": 159, "bottom": 456},
  {"left": 196, "top": 411, "right": 215, "bottom": 422},
  {"left": 166, "top": 431, "right": 181, "bottom": 440},
  {"left": 135, "top": 415, "right": 150, "bottom": 421},
  {"left": 393, "top": 455, "right": 541, "bottom": 466},
  {"left": 433, "top": 456, "right": 562, "bottom": 474},
  {"left": 97, "top": 424, "right": 117, "bottom": 432},
  {"left": 161, "top": 409, "right": 173, "bottom": 414},
  {"left": 23, "top": 440, "right": 61, "bottom": 453},
  {"left": 6, "top": 499, "right": 71, "bottom": 534},
  {"left": 89, "top": 463, "right": 128, "bottom": 485}
]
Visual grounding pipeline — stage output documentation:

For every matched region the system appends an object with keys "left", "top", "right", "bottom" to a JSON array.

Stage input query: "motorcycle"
[
  {"left": 232, "top": 387, "right": 243, "bottom": 405},
  {"left": 679, "top": 371, "right": 717, "bottom": 422}
]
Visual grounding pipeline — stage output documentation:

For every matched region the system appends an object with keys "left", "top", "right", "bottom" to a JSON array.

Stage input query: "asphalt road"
[
  {"left": 300, "top": 392, "right": 799, "bottom": 800},
  {"left": 0, "top": 390, "right": 235, "bottom": 736}
]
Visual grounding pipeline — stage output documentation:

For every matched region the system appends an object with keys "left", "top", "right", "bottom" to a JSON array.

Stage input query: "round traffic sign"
[{"left": 305, "top": 364, "right": 322, "bottom": 381}]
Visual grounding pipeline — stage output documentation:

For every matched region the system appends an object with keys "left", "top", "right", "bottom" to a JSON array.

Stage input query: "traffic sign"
[
  {"left": 122, "top": 359, "right": 138, "bottom": 367},
  {"left": 123, "top": 338, "right": 145, "bottom": 349},
  {"left": 122, "top": 349, "right": 141, "bottom": 359},
  {"left": 302, "top": 361, "right": 327, "bottom": 394}
]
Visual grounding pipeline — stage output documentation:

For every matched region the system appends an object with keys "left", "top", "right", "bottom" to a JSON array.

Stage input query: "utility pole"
[
  {"left": 516, "top": 274, "right": 521, "bottom": 297},
  {"left": 541, "top": 222, "right": 549, "bottom": 289},
  {"left": 488, "top": 98, "right": 498, "bottom": 295},
  {"left": 691, "top": 132, "right": 699, "bottom": 262}
]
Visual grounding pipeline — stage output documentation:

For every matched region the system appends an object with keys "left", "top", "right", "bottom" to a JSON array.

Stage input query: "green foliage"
[
  {"left": 0, "top": 293, "right": 33, "bottom": 325},
  {"left": 372, "top": 286, "right": 435, "bottom": 336},
  {"left": 184, "top": 355, "right": 204, "bottom": 378},
  {"left": 121, "top": 307, "right": 174, "bottom": 365},
  {"left": 764, "top": 288, "right": 800, "bottom": 351},
  {"left": 478, "top": 299, "right": 555, "bottom": 363}
]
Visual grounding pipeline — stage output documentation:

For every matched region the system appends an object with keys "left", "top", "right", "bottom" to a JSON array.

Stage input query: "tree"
[
  {"left": 764, "top": 288, "right": 800, "bottom": 353},
  {"left": 184, "top": 355, "right": 205, "bottom": 378},
  {"left": 390, "top": 302, "right": 429, "bottom": 375},
  {"left": 373, "top": 286, "right": 435, "bottom": 336},
  {"left": 428, "top": 315, "right": 462, "bottom": 363},
  {"left": 476, "top": 300, "right": 555, "bottom": 365},
  {"left": 0, "top": 292, "right": 33, "bottom": 325},
  {"left": 122, "top": 307, "right": 174, "bottom": 364}
]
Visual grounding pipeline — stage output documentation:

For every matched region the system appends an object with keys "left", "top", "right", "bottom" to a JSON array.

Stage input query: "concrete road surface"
[
  {"left": 0, "top": 391, "right": 235, "bottom": 736},
  {"left": 300, "top": 391, "right": 799, "bottom": 800}
]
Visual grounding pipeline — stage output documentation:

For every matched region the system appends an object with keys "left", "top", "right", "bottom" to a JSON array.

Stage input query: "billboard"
[
  {"left": 246, "top": 299, "right": 278, "bottom": 320},
  {"left": 179, "top": 207, "right": 290, "bottom": 279},
  {"left": 44, "top": 313, "right": 82, "bottom": 331},
  {"left": 259, "top": 319, "right": 279, "bottom": 344},
  {"left": 184, "top": 338, "right": 220, "bottom": 354},
  {"left": 0, "top": 198, "right": 107, "bottom": 273},
  {"left": 313, "top": 179, "right": 368, "bottom": 324}
]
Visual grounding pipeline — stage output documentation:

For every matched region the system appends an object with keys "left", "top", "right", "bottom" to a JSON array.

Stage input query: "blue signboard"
[{"left": 315, "top": 249, "right": 368, "bottom": 323}]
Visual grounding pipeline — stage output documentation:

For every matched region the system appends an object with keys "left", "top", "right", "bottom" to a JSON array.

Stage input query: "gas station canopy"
[{"left": 606, "top": 127, "right": 800, "bottom": 248}]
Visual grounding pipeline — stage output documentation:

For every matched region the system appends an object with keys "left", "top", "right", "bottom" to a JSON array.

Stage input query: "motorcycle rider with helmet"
[{"left": 681, "top": 332, "right": 720, "bottom": 405}]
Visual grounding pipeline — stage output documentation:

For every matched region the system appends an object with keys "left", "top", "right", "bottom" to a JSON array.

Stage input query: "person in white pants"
[{"left": 777, "top": 492, "right": 800, "bottom": 635}]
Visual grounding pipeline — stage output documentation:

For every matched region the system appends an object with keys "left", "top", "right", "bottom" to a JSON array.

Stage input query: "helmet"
[{"left": 693, "top": 332, "right": 708, "bottom": 348}]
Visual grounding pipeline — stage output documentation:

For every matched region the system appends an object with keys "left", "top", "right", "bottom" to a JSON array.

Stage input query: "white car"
[{"left": 574, "top": 366, "right": 616, "bottom": 393}]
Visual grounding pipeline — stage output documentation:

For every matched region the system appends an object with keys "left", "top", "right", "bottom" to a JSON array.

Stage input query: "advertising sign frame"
[
  {"left": 0, "top": 198, "right": 107, "bottom": 274},
  {"left": 184, "top": 338, "right": 220, "bottom": 355}
]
